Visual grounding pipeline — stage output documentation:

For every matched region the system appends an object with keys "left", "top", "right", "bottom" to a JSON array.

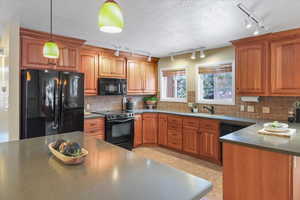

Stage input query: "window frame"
[
  {"left": 195, "top": 61, "right": 235, "bottom": 105},
  {"left": 159, "top": 66, "right": 188, "bottom": 103}
]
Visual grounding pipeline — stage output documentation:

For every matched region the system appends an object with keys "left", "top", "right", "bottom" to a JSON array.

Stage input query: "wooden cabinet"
[
  {"left": 158, "top": 114, "right": 168, "bottom": 146},
  {"left": 21, "top": 38, "right": 50, "bottom": 69},
  {"left": 80, "top": 48, "right": 99, "bottom": 95},
  {"left": 20, "top": 28, "right": 85, "bottom": 71},
  {"left": 99, "top": 52, "right": 126, "bottom": 78},
  {"left": 223, "top": 142, "right": 295, "bottom": 200},
  {"left": 182, "top": 117, "right": 198, "bottom": 155},
  {"left": 167, "top": 115, "right": 183, "bottom": 151},
  {"left": 270, "top": 37, "right": 300, "bottom": 96},
  {"left": 235, "top": 42, "right": 268, "bottom": 96},
  {"left": 127, "top": 60, "right": 157, "bottom": 95},
  {"left": 134, "top": 114, "right": 143, "bottom": 147},
  {"left": 142, "top": 62, "right": 157, "bottom": 94},
  {"left": 198, "top": 119, "right": 221, "bottom": 164},
  {"left": 84, "top": 118, "right": 105, "bottom": 139},
  {"left": 127, "top": 60, "right": 144, "bottom": 94},
  {"left": 142, "top": 113, "right": 158, "bottom": 144}
]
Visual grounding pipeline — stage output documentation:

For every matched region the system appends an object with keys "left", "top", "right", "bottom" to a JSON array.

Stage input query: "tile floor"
[{"left": 133, "top": 147, "right": 223, "bottom": 200}]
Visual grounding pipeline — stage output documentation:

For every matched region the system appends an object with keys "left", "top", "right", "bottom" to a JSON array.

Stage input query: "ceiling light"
[
  {"left": 245, "top": 17, "right": 252, "bottom": 29},
  {"left": 114, "top": 49, "right": 120, "bottom": 56},
  {"left": 147, "top": 55, "right": 152, "bottom": 62},
  {"left": 200, "top": 49, "right": 206, "bottom": 58},
  {"left": 43, "top": 0, "right": 59, "bottom": 59},
  {"left": 170, "top": 55, "right": 174, "bottom": 62},
  {"left": 253, "top": 26, "right": 260, "bottom": 36},
  {"left": 191, "top": 51, "right": 196, "bottom": 60},
  {"left": 98, "top": 0, "right": 124, "bottom": 34}
]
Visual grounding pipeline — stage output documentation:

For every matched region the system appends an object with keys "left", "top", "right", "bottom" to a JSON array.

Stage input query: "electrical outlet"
[
  {"left": 188, "top": 102, "right": 194, "bottom": 108},
  {"left": 247, "top": 105, "right": 255, "bottom": 113},
  {"left": 240, "top": 105, "right": 245, "bottom": 112},
  {"left": 262, "top": 106, "right": 270, "bottom": 114}
]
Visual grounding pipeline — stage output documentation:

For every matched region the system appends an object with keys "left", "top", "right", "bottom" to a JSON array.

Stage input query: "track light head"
[
  {"left": 147, "top": 55, "right": 152, "bottom": 62},
  {"left": 253, "top": 26, "right": 260, "bottom": 35},
  {"left": 200, "top": 49, "right": 205, "bottom": 58},
  {"left": 170, "top": 55, "right": 174, "bottom": 62},
  {"left": 245, "top": 18, "right": 252, "bottom": 29},
  {"left": 191, "top": 51, "right": 196, "bottom": 60},
  {"left": 114, "top": 49, "right": 120, "bottom": 57}
]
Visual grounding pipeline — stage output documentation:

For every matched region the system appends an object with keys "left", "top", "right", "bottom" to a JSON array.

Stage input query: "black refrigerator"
[{"left": 21, "top": 69, "right": 84, "bottom": 139}]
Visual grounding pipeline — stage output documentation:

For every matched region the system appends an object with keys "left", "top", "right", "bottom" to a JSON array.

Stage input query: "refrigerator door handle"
[{"left": 52, "top": 79, "right": 59, "bottom": 129}]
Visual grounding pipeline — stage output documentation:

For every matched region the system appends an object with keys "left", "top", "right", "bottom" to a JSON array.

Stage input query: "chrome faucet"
[{"left": 203, "top": 105, "right": 215, "bottom": 114}]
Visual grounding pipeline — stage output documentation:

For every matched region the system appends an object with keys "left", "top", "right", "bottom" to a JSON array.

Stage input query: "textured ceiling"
[{"left": 8, "top": 0, "right": 300, "bottom": 57}]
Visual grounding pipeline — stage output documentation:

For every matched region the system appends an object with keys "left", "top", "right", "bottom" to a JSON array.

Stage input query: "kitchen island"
[
  {"left": 0, "top": 132, "right": 212, "bottom": 200},
  {"left": 220, "top": 122, "right": 300, "bottom": 200}
]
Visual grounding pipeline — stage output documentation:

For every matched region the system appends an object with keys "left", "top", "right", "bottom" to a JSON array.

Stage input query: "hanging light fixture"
[
  {"left": 98, "top": 0, "right": 124, "bottom": 34},
  {"left": 43, "top": 0, "right": 59, "bottom": 59},
  {"left": 191, "top": 51, "right": 196, "bottom": 60}
]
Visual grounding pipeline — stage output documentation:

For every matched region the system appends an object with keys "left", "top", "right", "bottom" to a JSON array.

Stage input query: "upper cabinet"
[
  {"left": 233, "top": 28, "right": 300, "bottom": 96},
  {"left": 235, "top": 42, "right": 268, "bottom": 96},
  {"left": 270, "top": 37, "right": 300, "bottom": 95},
  {"left": 79, "top": 47, "right": 99, "bottom": 96},
  {"left": 99, "top": 52, "right": 126, "bottom": 78},
  {"left": 20, "top": 28, "right": 85, "bottom": 71},
  {"left": 127, "top": 59, "right": 158, "bottom": 95}
]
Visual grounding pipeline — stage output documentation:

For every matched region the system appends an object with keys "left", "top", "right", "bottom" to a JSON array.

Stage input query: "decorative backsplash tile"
[{"left": 157, "top": 91, "right": 300, "bottom": 121}]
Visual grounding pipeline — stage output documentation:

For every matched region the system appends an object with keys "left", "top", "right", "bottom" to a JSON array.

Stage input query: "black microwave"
[{"left": 98, "top": 78, "right": 127, "bottom": 96}]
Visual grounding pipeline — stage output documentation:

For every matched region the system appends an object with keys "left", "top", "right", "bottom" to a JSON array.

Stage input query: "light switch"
[
  {"left": 262, "top": 106, "right": 270, "bottom": 114},
  {"left": 247, "top": 105, "right": 255, "bottom": 113}
]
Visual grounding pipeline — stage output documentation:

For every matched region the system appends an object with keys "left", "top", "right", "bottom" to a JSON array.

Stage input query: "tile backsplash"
[
  {"left": 85, "top": 96, "right": 146, "bottom": 112},
  {"left": 157, "top": 91, "right": 300, "bottom": 121}
]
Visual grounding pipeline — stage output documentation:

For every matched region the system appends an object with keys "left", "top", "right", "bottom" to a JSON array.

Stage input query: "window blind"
[
  {"left": 162, "top": 70, "right": 185, "bottom": 77},
  {"left": 198, "top": 64, "right": 232, "bottom": 74}
]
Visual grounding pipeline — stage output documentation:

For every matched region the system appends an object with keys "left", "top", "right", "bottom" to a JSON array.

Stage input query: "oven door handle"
[{"left": 108, "top": 118, "right": 134, "bottom": 123}]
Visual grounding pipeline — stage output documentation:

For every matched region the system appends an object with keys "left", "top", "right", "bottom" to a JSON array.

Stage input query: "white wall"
[{"left": 0, "top": 21, "right": 20, "bottom": 142}]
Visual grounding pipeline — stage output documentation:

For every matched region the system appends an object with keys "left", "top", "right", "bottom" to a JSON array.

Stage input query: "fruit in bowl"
[{"left": 49, "top": 139, "right": 88, "bottom": 165}]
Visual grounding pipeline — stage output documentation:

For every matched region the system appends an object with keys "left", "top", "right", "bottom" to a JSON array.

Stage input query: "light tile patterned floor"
[{"left": 133, "top": 147, "right": 223, "bottom": 200}]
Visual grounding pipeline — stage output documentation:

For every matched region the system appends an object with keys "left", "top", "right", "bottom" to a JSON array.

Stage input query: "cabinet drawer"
[
  {"left": 167, "top": 116, "right": 182, "bottom": 129},
  {"left": 183, "top": 117, "right": 199, "bottom": 129},
  {"left": 159, "top": 114, "right": 168, "bottom": 120},
  {"left": 199, "top": 119, "right": 219, "bottom": 131},
  {"left": 84, "top": 118, "right": 104, "bottom": 131},
  {"left": 168, "top": 130, "right": 182, "bottom": 140},
  {"left": 85, "top": 129, "right": 104, "bottom": 137},
  {"left": 167, "top": 132, "right": 182, "bottom": 150},
  {"left": 143, "top": 113, "right": 158, "bottom": 119}
]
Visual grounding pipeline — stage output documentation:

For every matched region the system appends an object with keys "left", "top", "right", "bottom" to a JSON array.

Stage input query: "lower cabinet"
[
  {"left": 84, "top": 118, "right": 105, "bottom": 139},
  {"left": 142, "top": 113, "right": 158, "bottom": 144},
  {"left": 137, "top": 113, "right": 221, "bottom": 165},
  {"left": 158, "top": 114, "right": 168, "bottom": 146},
  {"left": 134, "top": 114, "right": 143, "bottom": 147},
  {"left": 223, "top": 142, "right": 296, "bottom": 200}
]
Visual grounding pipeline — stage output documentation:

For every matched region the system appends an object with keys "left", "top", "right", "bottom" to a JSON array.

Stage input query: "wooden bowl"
[{"left": 48, "top": 143, "right": 88, "bottom": 165}]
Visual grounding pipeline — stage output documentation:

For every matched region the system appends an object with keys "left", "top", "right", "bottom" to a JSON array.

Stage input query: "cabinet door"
[
  {"left": 270, "top": 38, "right": 300, "bottom": 95},
  {"left": 158, "top": 114, "right": 168, "bottom": 146},
  {"left": 57, "top": 45, "right": 78, "bottom": 71},
  {"left": 80, "top": 49, "right": 99, "bottom": 95},
  {"left": 183, "top": 127, "right": 198, "bottom": 154},
  {"left": 99, "top": 55, "right": 114, "bottom": 77},
  {"left": 236, "top": 43, "right": 267, "bottom": 95},
  {"left": 198, "top": 129, "right": 220, "bottom": 162},
  {"left": 111, "top": 57, "right": 126, "bottom": 78},
  {"left": 127, "top": 60, "right": 144, "bottom": 94},
  {"left": 21, "top": 38, "right": 51, "bottom": 69},
  {"left": 142, "top": 62, "right": 157, "bottom": 94},
  {"left": 142, "top": 114, "right": 158, "bottom": 144},
  {"left": 134, "top": 114, "right": 143, "bottom": 147}
]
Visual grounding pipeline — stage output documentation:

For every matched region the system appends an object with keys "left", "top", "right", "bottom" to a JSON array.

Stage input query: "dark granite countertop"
[
  {"left": 220, "top": 122, "right": 300, "bottom": 156},
  {"left": 0, "top": 132, "right": 212, "bottom": 200}
]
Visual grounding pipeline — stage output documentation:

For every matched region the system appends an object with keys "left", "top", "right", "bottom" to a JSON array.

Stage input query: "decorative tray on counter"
[
  {"left": 263, "top": 121, "right": 289, "bottom": 132},
  {"left": 48, "top": 141, "right": 88, "bottom": 165}
]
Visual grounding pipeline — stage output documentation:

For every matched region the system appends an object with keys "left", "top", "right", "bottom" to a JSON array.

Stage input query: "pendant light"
[
  {"left": 43, "top": 0, "right": 59, "bottom": 59},
  {"left": 98, "top": 0, "right": 124, "bottom": 33}
]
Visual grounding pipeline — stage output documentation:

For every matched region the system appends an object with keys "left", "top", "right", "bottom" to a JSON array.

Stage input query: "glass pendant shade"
[
  {"left": 98, "top": 0, "right": 124, "bottom": 33},
  {"left": 43, "top": 41, "right": 59, "bottom": 59}
]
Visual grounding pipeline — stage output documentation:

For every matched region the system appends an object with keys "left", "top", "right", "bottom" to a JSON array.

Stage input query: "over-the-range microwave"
[{"left": 98, "top": 78, "right": 127, "bottom": 96}]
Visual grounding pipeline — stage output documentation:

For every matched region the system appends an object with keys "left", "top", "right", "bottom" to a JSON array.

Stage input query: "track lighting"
[
  {"left": 200, "top": 49, "right": 205, "bottom": 58},
  {"left": 170, "top": 55, "right": 174, "bottom": 62},
  {"left": 253, "top": 26, "right": 260, "bottom": 36},
  {"left": 114, "top": 49, "right": 120, "bottom": 56},
  {"left": 245, "top": 17, "right": 252, "bottom": 29},
  {"left": 191, "top": 51, "right": 196, "bottom": 60}
]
